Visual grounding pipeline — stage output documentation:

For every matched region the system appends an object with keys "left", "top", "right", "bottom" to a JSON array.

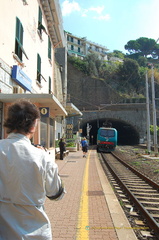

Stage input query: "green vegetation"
[
  {"left": 55, "top": 138, "right": 76, "bottom": 148},
  {"left": 132, "top": 161, "right": 142, "bottom": 167},
  {"left": 55, "top": 140, "right": 59, "bottom": 148},
  {"left": 125, "top": 37, "right": 159, "bottom": 58},
  {"left": 150, "top": 125, "right": 159, "bottom": 136},
  {"left": 68, "top": 37, "right": 159, "bottom": 99},
  {"left": 119, "top": 199, "right": 124, "bottom": 207},
  {"left": 66, "top": 141, "right": 76, "bottom": 147}
]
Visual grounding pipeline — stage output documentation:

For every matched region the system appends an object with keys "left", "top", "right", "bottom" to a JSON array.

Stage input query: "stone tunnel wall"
[
  {"left": 82, "top": 106, "right": 147, "bottom": 141},
  {"left": 67, "top": 62, "right": 148, "bottom": 143},
  {"left": 67, "top": 62, "right": 122, "bottom": 110}
]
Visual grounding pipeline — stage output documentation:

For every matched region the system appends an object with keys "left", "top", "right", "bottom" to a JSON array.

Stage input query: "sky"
[{"left": 59, "top": 0, "right": 159, "bottom": 53}]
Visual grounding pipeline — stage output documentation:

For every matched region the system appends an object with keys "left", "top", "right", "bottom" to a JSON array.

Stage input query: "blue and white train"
[{"left": 97, "top": 127, "right": 117, "bottom": 152}]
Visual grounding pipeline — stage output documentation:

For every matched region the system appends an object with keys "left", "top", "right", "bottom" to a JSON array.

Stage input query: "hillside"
[{"left": 67, "top": 62, "right": 122, "bottom": 111}]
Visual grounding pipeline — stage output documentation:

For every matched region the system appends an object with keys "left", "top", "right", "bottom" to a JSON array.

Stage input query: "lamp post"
[
  {"left": 78, "top": 117, "right": 82, "bottom": 136},
  {"left": 87, "top": 123, "right": 92, "bottom": 142}
]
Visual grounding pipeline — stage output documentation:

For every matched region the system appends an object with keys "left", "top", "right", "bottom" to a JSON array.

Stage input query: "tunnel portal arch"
[{"left": 80, "top": 118, "right": 140, "bottom": 145}]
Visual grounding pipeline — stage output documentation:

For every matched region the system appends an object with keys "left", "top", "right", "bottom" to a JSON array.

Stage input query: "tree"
[
  {"left": 117, "top": 58, "right": 141, "bottom": 93},
  {"left": 84, "top": 53, "right": 101, "bottom": 77},
  {"left": 107, "top": 50, "right": 125, "bottom": 60},
  {"left": 98, "top": 61, "right": 119, "bottom": 81},
  {"left": 125, "top": 37, "right": 157, "bottom": 57},
  {"left": 152, "top": 43, "right": 159, "bottom": 59},
  {"left": 125, "top": 40, "right": 140, "bottom": 54},
  {"left": 137, "top": 56, "right": 148, "bottom": 67},
  {"left": 68, "top": 56, "right": 88, "bottom": 74},
  {"left": 150, "top": 125, "right": 159, "bottom": 136}
]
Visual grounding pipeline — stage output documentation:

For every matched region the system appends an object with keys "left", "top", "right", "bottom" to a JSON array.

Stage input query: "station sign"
[
  {"left": 66, "top": 124, "right": 73, "bottom": 139},
  {"left": 40, "top": 107, "right": 50, "bottom": 117},
  {"left": 12, "top": 65, "right": 32, "bottom": 92}
]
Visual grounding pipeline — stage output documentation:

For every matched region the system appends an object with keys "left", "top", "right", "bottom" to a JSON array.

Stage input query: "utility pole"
[
  {"left": 145, "top": 71, "right": 151, "bottom": 153},
  {"left": 151, "top": 65, "right": 158, "bottom": 154}
]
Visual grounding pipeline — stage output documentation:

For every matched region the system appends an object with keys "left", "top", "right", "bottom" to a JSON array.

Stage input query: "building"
[
  {"left": 0, "top": 0, "right": 68, "bottom": 155},
  {"left": 66, "top": 32, "right": 109, "bottom": 60}
]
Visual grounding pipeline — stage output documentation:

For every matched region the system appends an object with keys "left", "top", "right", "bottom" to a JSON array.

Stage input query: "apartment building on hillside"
[
  {"left": 66, "top": 31, "right": 109, "bottom": 60},
  {"left": 0, "top": 0, "right": 68, "bottom": 151}
]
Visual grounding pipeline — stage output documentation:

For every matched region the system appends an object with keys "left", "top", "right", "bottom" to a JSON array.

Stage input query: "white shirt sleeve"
[{"left": 45, "top": 157, "right": 65, "bottom": 200}]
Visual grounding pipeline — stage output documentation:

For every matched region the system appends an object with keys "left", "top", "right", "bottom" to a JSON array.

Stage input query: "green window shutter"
[
  {"left": 37, "top": 54, "right": 41, "bottom": 83},
  {"left": 16, "top": 17, "right": 23, "bottom": 45},
  {"left": 15, "top": 17, "right": 23, "bottom": 60},
  {"left": 38, "top": 6, "right": 42, "bottom": 25},
  {"left": 16, "top": 17, "right": 20, "bottom": 39},
  {"left": 49, "top": 76, "right": 51, "bottom": 93},
  {"left": 15, "top": 17, "right": 28, "bottom": 61},
  {"left": 38, "top": 6, "right": 43, "bottom": 34},
  {"left": 48, "top": 37, "right": 51, "bottom": 59},
  {"left": 20, "top": 23, "right": 23, "bottom": 45}
]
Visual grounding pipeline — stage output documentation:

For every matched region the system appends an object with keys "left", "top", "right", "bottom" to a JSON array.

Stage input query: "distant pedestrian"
[
  {"left": 0, "top": 99, "right": 65, "bottom": 240},
  {"left": 59, "top": 138, "right": 66, "bottom": 160},
  {"left": 81, "top": 137, "right": 88, "bottom": 157}
]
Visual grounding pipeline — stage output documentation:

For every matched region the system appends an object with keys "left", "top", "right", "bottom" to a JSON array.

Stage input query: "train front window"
[{"left": 100, "top": 129, "right": 115, "bottom": 137}]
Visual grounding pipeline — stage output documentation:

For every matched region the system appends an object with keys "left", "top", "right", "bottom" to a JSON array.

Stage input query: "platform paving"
[{"left": 45, "top": 148, "right": 137, "bottom": 240}]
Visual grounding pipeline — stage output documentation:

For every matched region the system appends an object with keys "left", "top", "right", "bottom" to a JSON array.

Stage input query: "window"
[
  {"left": 48, "top": 37, "right": 51, "bottom": 60},
  {"left": 40, "top": 117, "right": 47, "bottom": 147},
  {"left": 71, "top": 45, "right": 74, "bottom": 50},
  {"left": 38, "top": 7, "right": 42, "bottom": 34},
  {"left": 95, "top": 47, "right": 99, "bottom": 52},
  {"left": 78, "top": 47, "right": 80, "bottom": 53},
  {"left": 37, "top": 54, "right": 41, "bottom": 83},
  {"left": 50, "top": 118, "right": 54, "bottom": 147},
  {"left": 49, "top": 76, "right": 51, "bottom": 94},
  {"left": 100, "top": 129, "right": 115, "bottom": 137},
  {"left": 15, "top": 17, "right": 28, "bottom": 61},
  {"left": 38, "top": 6, "right": 47, "bottom": 37},
  {"left": 78, "top": 39, "right": 80, "bottom": 45},
  {"left": 71, "top": 37, "right": 73, "bottom": 42},
  {"left": 40, "top": 117, "right": 54, "bottom": 148}
]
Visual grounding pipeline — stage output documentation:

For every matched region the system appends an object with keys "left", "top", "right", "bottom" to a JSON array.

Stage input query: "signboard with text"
[
  {"left": 12, "top": 65, "right": 32, "bottom": 92},
  {"left": 66, "top": 124, "right": 73, "bottom": 139}
]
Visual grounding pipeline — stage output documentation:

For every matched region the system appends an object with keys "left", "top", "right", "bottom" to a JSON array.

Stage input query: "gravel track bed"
[{"left": 114, "top": 145, "right": 159, "bottom": 184}]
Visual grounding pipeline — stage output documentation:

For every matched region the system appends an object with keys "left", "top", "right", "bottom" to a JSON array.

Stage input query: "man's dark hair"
[{"left": 4, "top": 99, "right": 40, "bottom": 134}]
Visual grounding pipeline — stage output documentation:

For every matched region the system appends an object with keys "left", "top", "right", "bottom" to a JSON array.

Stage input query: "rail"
[{"left": 100, "top": 152, "right": 159, "bottom": 238}]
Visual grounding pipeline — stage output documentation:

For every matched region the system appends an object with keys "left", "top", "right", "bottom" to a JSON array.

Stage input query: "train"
[{"left": 96, "top": 127, "right": 117, "bottom": 152}]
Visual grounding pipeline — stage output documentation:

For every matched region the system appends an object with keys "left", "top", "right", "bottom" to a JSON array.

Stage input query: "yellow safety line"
[{"left": 76, "top": 150, "right": 90, "bottom": 240}]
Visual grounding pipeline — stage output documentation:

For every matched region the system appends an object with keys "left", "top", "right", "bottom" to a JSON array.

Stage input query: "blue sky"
[{"left": 59, "top": 0, "right": 159, "bottom": 53}]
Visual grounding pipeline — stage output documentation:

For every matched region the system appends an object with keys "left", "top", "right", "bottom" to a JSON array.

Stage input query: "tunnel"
[{"left": 80, "top": 118, "right": 140, "bottom": 146}]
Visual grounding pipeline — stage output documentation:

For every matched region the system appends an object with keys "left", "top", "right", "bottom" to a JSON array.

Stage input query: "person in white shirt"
[{"left": 0, "top": 99, "right": 65, "bottom": 240}]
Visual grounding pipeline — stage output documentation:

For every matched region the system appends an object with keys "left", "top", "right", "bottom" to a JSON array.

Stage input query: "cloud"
[
  {"left": 93, "top": 14, "right": 110, "bottom": 21},
  {"left": 61, "top": 1, "right": 110, "bottom": 21},
  {"left": 81, "top": 9, "right": 88, "bottom": 17},
  {"left": 61, "top": 0, "right": 81, "bottom": 16},
  {"left": 89, "top": 6, "right": 105, "bottom": 14}
]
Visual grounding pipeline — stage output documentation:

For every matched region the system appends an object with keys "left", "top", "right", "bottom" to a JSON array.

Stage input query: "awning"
[
  {"left": 0, "top": 93, "right": 67, "bottom": 117},
  {"left": 66, "top": 102, "right": 82, "bottom": 117}
]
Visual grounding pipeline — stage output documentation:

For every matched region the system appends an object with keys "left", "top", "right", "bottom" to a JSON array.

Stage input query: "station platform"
[{"left": 45, "top": 147, "right": 137, "bottom": 240}]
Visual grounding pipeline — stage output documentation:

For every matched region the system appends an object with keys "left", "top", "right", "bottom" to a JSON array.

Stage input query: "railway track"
[{"left": 99, "top": 151, "right": 159, "bottom": 240}]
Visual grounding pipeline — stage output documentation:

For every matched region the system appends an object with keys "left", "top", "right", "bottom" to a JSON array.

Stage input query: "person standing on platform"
[
  {"left": 59, "top": 138, "right": 66, "bottom": 160},
  {"left": 0, "top": 99, "right": 65, "bottom": 240},
  {"left": 81, "top": 137, "right": 88, "bottom": 158}
]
